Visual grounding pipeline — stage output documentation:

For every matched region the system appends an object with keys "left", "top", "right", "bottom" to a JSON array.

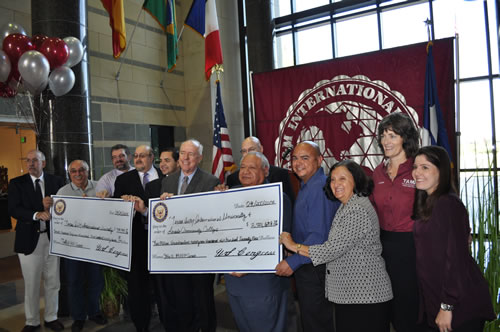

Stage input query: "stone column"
[{"left": 31, "top": 0, "right": 92, "bottom": 180}]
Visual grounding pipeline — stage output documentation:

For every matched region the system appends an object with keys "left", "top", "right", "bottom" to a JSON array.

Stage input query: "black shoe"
[
  {"left": 44, "top": 320, "right": 64, "bottom": 331},
  {"left": 21, "top": 325, "right": 40, "bottom": 332},
  {"left": 89, "top": 313, "right": 108, "bottom": 325},
  {"left": 71, "top": 320, "right": 85, "bottom": 332}
]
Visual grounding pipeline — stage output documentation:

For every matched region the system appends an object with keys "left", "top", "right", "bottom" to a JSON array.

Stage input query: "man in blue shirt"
[{"left": 275, "top": 141, "right": 340, "bottom": 332}]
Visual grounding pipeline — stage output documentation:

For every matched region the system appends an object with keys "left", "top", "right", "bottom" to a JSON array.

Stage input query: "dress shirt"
[
  {"left": 96, "top": 167, "right": 134, "bottom": 196},
  {"left": 286, "top": 168, "right": 340, "bottom": 271},
  {"left": 139, "top": 167, "right": 159, "bottom": 188},
  {"left": 57, "top": 180, "right": 97, "bottom": 197},
  {"left": 371, "top": 158, "right": 415, "bottom": 232},
  {"left": 177, "top": 169, "right": 197, "bottom": 194},
  {"left": 30, "top": 173, "right": 46, "bottom": 230}
]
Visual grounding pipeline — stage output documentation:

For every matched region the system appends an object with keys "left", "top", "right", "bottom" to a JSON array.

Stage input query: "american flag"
[{"left": 212, "top": 80, "right": 236, "bottom": 182}]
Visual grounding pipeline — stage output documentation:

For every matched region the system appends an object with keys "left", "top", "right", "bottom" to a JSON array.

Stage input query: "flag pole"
[{"left": 115, "top": 8, "right": 144, "bottom": 81}]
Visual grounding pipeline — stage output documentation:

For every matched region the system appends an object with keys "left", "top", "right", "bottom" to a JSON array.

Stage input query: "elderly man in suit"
[
  {"left": 227, "top": 136, "right": 295, "bottom": 204},
  {"left": 158, "top": 139, "right": 220, "bottom": 332},
  {"left": 220, "top": 151, "right": 292, "bottom": 332},
  {"left": 8, "top": 150, "right": 65, "bottom": 332},
  {"left": 114, "top": 145, "right": 162, "bottom": 332}
]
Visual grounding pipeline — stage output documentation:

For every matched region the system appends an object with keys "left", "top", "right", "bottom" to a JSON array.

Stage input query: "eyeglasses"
[
  {"left": 69, "top": 168, "right": 86, "bottom": 174},
  {"left": 134, "top": 153, "right": 152, "bottom": 159},
  {"left": 240, "top": 147, "right": 258, "bottom": 154}
]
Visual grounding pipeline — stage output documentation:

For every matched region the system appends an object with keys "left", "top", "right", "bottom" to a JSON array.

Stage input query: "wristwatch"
[{"left": 440, "top": 303, "right": 454, "bottom": 311}]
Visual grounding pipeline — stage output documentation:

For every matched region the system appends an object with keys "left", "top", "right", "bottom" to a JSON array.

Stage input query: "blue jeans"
[{"left": 64, "top": 258, "right": 104, "bottom": 320}]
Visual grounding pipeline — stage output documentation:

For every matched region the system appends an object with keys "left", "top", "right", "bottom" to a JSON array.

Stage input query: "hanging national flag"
[
  {"left": 143, "top": 0, "right": 178, "bottom": 71},
  {"left": 185, "top": 0, "right": 223, "bottom": 80},
  {"left": 101, "top": 0, "right": 127, "bottom": 58},
  {"left": 422, "top": 43, "right": 453, "bottom": 158},
  {"left": 212, "top": 80, "right": 236, "bottom": 183}
]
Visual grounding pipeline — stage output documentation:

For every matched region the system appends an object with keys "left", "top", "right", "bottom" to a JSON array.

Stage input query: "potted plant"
[{"left": 100, "top": 267, "right": 128, "bottom": 317}]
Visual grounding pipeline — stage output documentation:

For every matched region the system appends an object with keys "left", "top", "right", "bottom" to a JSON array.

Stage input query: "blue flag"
[
  {"left": 184, "top": 0, "right": 205, "bottom": 37},
  {"left": 423, "top": 44, "right": 453, "bottom": 158}
]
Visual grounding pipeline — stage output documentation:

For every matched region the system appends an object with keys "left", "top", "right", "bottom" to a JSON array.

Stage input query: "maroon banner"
[{"left": 253, "top": 38, "right": 455, "bottom": 172}]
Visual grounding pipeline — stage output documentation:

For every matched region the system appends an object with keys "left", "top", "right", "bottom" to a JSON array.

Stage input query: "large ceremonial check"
[
  {"left": 49, "top": 196, "right": 134, "bottom": 271},
  {"left": 148, "top": 183, "right": 283, "bottom": 273}
]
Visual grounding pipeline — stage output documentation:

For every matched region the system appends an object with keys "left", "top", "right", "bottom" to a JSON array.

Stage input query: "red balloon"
[
  {"left": 0, "top": 82, "right": 17, "bottom": 98},
  {"left": 2, "top": 33, "right": 33, "bottom": 65},
  {"left": 31, "top": 34, "right": 48, "bottom": 51},
  {"left": 39, "top": 37, "right": 69, "bottom": 69}
]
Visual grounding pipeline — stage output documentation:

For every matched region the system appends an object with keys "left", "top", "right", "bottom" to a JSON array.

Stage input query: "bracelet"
[
  {"left": 440, "top": 303, "right": 454, "bottom": 311},
  {"left": 296, "top": 244, "right": 302, "bottom": 254}
]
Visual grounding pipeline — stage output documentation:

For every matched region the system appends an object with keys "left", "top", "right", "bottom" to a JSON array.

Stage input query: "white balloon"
[
  {"left": 63, "top": 36, "right": 84, "bottom": 67},
  {"left": 0, "top": 22, "right": 27, "bottom": 48},
  {"left": 0, "top": 50, "right": 11, "bottom": 82},
  {"left": 18, "top": 51, "right": 50, "bottom": 89},
  {"left": 48, "top": 66, "right": 75, "bottom": 96}
]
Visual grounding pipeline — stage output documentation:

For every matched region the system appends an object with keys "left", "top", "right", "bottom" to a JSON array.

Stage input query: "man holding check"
[
  {"left": 217, "top": 151, "right": 292, "bottom": 332},
  {"left": 53, "top": 160, "right": 107, "bottom": 332}
]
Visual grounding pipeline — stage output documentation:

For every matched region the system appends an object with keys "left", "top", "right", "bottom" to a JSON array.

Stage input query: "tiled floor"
[{"left": 0, "top": 255, "right": 238, "bottom": 332}]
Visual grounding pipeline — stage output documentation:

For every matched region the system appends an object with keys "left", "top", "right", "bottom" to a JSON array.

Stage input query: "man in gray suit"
[{"left": 159, "top": 139, "right": 220, "bottom": 332}]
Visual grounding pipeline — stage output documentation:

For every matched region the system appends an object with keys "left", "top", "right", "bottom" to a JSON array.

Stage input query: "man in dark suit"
[
  {"left": 142, "top": 147, "right": 178, "bottom": 331},
  {"left": 145, "top": 147, "right": 178, "bottom": 199},
  {"left": 8, "top": 150, "right": 65, "bottom": 332},
  {"left": 113, "top": 145, "right": 162, "bottom": 332},
  {"left": 226, "top": 136, "right": 295, "bottom": 204},
  {"left": 159, "top": 139, "right": 220, "bottom": 332},
  {"left": 222, "top": 151, "right": 292, "bottom": 332}
]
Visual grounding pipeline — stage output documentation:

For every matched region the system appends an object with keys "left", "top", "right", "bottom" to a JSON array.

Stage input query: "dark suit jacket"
[
  {"left": 114, "top": 168, "right": 162, "bottom": 227},
  {"left": 161, "top": 168, "right": 220, "bottom": 196},
  {"left": 226, "top": 165, "right": 295, "bottom": 204},
  {"left": 8, "top": 173, "right": 64, "bottom": 255}
]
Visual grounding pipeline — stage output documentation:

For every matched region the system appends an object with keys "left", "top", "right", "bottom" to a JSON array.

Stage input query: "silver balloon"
[
  {"left": 0, "top": 50, "right": 11, "bottom": 82},
  {"left": 0, "top": 22, "right": 27, "bottom": 48},
  {"left": 24, "top": 78, "right": 48, "bottom": 95},
  {"left": 48, "top": 66, "right": 75, "bottom": 96},
  {"left": 63, "top": 36, "right": 84, "bottom": 67},
  {"left": 18, "top": 51, "right": 50, "bottom": 90}
]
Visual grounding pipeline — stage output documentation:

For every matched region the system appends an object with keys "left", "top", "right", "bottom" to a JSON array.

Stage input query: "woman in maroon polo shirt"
[
  {"left": 412, "top": 146, "right": 495, "bottom": 332},
  {"left": 371, "top": 112, "right": 420, "bottom": 332}
]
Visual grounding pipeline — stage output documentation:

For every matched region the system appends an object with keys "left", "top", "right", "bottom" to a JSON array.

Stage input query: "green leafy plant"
[
  {"left": 460, "top": 145, "right": 499, "bottom": 332},
  {"left": 100, "top": 267, "right": 128, "bottom": 317}
]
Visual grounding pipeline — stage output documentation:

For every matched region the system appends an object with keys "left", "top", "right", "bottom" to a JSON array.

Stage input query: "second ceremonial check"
[{"left": 148, "top": 183, "right": 283, "bottom": 273}]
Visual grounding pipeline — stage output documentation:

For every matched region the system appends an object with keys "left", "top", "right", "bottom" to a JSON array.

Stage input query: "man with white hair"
[
  {"left": 8, "top": 150, "right": 65, "bottom": 332},
  {"left": 159, "top": 139, "right": 220, "bottom": 332},
  {"left": 227, "top": 136, "right": 295, "bottom": 204},
  {"left": 53, "top": 160, "right": 107, "bottom": 332}
]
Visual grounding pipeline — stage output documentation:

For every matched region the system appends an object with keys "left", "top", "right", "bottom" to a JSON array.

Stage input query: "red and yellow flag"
[{"left": 101, "top": 0, "right": 126, "bottom": 58}]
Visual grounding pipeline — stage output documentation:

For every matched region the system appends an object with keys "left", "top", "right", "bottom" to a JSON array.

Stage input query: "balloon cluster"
[{"left": 0, "top": 22, "right": 84, "bottom": 98}]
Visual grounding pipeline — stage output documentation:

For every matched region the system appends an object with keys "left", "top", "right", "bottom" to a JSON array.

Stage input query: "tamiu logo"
[{"left": 274, "top": 75, "right": 421, "bottom": 172}]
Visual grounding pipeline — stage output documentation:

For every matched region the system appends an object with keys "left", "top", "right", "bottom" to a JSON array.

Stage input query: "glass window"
[
  {"left": 487, "top": 0, "right": 499, "bottom": 75},
  {"left": 295, "top": 0, "right": 329, "bottom": 13},
  {"left": 459, "top": 80, "right": 492, "bottom": 169},
  {"left": 273, "top": 0, "right": 291, "bottom": 17},
  {"left": 380, "top": 2, "right": 429, "bottom": 49},
  {"left": 335, "top": 14, "right": 379, "bottom": 58},
  {"left": 433, "top": 0, "right": 457, "bottom": 39},
  {"left": 275, "top": 32, "right": 294, "bottom": 68},
  {"left": 296, "top": 23, "right": 333, "bottom": 65},
  {"left": 455, "top": 0, "right": 488, "bottom": 78}
]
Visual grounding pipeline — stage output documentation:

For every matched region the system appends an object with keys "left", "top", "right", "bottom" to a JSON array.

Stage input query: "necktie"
[
  {"left": 180, "top": 176, "right": 189, "bottom": 194},
  {"left": 35, "top": 179, "right": 43, "bottom": 200},
  {"left": 142, "top": 173, "right": 149, "bottom": 189}
]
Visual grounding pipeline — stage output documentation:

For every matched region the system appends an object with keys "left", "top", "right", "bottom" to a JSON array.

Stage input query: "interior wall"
[
  {"left": 0, "top": 0, "right": 245, "bottom": 177},
  {"left": 0, "top": 127, "right": 37, "bottom": 181}
]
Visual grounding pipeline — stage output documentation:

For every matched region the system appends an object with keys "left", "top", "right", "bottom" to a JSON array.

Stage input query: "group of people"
[{"left": 8, "top": 113, "right": 496, "bottom": 332}]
